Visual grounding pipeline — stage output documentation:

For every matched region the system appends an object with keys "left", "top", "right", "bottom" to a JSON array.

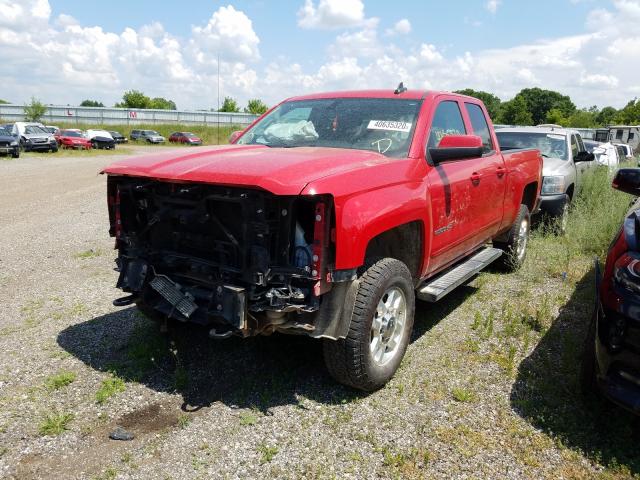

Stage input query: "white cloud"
[
  {"left": 579, "top": 73, "right": 619, "bottom": 88},
  {"left": 385, "top": 18, "right": 411, "bottom": 36},
  {"left": 486, "top": 0, "right": 501, "bottom": 14},
  {"left": 297, "top": 0, "right": 365, "bottom": 29}
]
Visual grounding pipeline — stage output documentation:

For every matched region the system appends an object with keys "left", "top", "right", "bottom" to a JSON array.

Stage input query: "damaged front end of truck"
[{"left": 107, "top": 176, "right": 356, "bottom": 339}]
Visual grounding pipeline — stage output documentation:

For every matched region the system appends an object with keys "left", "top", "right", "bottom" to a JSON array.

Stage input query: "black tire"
[
  {"left": 323, "top": 258, "right": 415, "bottom": 391},
  {"left": 11, "top": 150, "right": 19, "bottom": 159},
  {"left": 493, "top": 204, "right": 530, "bottom": 272},
  {"left": 51, "top": 146, "right": 58, "bottom": 153},
  {"left": 580, "top": 309, "right": 598, "bottom": 396}
]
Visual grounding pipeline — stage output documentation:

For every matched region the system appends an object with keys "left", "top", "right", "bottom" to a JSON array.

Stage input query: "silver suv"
[{"left": 496, "top": 126, "right": 597, "bottom": 231}]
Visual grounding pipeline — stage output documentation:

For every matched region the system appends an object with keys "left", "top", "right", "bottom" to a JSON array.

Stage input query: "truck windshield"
[
  {"left": 237, "top": 98, "right": 422, "bottom": 157},
  {"left": 496, "top": 131, "right": 568, "bottom": 160}
]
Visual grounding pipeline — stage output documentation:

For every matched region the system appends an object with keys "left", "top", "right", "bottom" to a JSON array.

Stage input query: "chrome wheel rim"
[
  {"left": 516, "top": 217, "right": 529, "bottom": 262},
  {"left": 370, "top": 287, "right": 407, "bottom": 366}
]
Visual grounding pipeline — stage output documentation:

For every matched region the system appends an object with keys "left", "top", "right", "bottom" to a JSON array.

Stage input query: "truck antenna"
[{"left": 394, "top": 82, "right": 407, "bottom": 95}]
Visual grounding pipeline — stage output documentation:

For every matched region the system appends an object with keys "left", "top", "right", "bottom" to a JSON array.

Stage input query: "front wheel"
[
  {"left": 323, "top": 258, "right": 415, "bottom": 391},
  {"left": 493, "top": 204, "right": 530, "bottom": 271},
  {"left": 11, "top": 150, "right": 19, "bottom": 158}
]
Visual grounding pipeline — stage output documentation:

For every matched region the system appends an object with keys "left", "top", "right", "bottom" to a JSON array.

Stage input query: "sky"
[{"left": 0, "top": 0, "right": 638, "bottom": 111}]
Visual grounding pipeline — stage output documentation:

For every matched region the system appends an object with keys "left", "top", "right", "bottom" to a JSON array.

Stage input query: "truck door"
[
  {"left": 426, "top": 99, "right": 484, "bottom": 273},
  {"left": 463, "top": 102, "right": 505, "bottom": 237},
  {"left": 572, "top": 133, "right": 587, "bottom": 195}
]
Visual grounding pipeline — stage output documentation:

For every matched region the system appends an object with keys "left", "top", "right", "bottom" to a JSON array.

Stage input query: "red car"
[
  {"left": 168, "top": 131, "right": 202, "bottom": 145},
  {"left": 57, "top": 130, "right": 92, "bottom": 149},
  {"left": 104, "top": 88, "right": 542, "bottom": 391}
]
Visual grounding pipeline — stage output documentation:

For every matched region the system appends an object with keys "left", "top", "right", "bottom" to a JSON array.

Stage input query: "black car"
[
  {"left": 91, "top": 136, "right": 116, "bottom": 150},
  {"left": 109, "top": 131, "right": 128, "bottom": 144},
  {"left": 0, "top": 125, "right": 19, "bottom": 158},
  {"left": 582, "top": 168, "right": 640, "bottom": 413}
]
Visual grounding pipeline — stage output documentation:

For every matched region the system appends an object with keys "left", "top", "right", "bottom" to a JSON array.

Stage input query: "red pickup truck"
[{"left": 103, "top": 89, "right": 542, "bottom": 391}]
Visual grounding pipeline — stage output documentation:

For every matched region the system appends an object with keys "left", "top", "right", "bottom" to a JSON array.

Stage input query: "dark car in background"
[
  {"left": 168, "top": 131, "right": 202, "bottom": 145},
  {"left": 0, "top": 125, "right": 19, "bottom": 158},
  {"left": 582, "top": 168, "right": 640, "bottom": 413},
  {"left": 109, "top": 131, "right": 128, "bottom": 144},
  {"left": 86, "top": 129, "right": 116, "bottom": 150}
]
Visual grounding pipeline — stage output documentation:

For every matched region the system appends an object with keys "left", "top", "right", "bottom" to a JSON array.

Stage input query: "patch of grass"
[
  {"left": 451, "top": 387, "right": 476, "bottom": 403},
  {"left": 96, "top": 375, "right": 126, "bottom": 404},
  {"left": 239, "top": 410, "right": 259, "bottom": 426},
  {"left": 92, "top": 467, "right": 117, "bottom": 480},
  {"left": 39, "top": 412, "right": 74, "bottom": 436},
  {"left": 257, "top": 442, "right": 279, "bottom": 464},
  {"left": 73, "top": 248, "right": 102, "bottom": 259},
  {"left": 380, "top": 446, "right": 431, "bottom": 477},
  {"left": 177, "top": 413, "right": 191, "bottom": 429},
  {"left": 45, "top": 371, "right": 76, "bottom": 390}
]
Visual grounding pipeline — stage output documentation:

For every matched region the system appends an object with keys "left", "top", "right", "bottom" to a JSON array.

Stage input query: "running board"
[{"left": 417, "top": 247, "right": 502, "bottom": 302}]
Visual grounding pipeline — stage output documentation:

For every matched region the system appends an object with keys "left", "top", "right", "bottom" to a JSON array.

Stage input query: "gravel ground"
[{"left": 0, "top": 148, "right": 635, "bottom": 479}]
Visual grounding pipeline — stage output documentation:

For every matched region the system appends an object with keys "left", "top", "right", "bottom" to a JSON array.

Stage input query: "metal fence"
[{"left": 0, "top": 104, "right": 258, "bottom": 126}]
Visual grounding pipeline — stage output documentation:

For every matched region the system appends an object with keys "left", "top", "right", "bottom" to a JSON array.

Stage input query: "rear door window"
[
  {"left": 428, "top": 101, "right": 466, "bottom": 149},
  {"left": 465, "top": 103, "right": 494, "bottom": 153}
]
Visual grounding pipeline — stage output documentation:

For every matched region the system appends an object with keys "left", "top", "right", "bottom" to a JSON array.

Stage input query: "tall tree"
[
  {"left": 115, "top": 90, "right": 151, "bottom": 109},
  {"left": 24, "top": 97, "right": 47, "bottom": 122},
  {"left": 595, "top": 106, "right": 617, "bottom": 126},
  {"left": 80, "top": 99, "right": 105, "bottom": 107},
  {"left": 149, "top": 97, "right": 177, "bottom": 110},
  {"left": 498, "top": 96, "right": 533, "bottom": 126},
  {"left": 244, "top": 99, "right": 268, "bottom": 115},
  {"left": 0, "top": 99, "right": 9, "bottom": 104},
  {"left": 516, "top": 88, "right": 576, "bottom": 125},
  {"left": 454, "top": 89, "right": 502, "bottom": 120},
  {"left": 219, "top": 96, "right": 240, "bottom": 113}
]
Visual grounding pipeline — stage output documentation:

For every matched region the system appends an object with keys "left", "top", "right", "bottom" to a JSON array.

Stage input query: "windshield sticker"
[
  {"left": 547, "top": 134, "right": 565, "bottom": 140},
  {"left": 367, "top": 120, "right": 412, "bottom": 133}
]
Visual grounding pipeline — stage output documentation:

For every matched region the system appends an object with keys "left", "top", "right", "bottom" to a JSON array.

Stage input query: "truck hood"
[
  {"left": 102, "top": 145, "right": 389, "bottom": 195},
  {"left": 542, "top": 156, "right": 571, "bottom": 176}
]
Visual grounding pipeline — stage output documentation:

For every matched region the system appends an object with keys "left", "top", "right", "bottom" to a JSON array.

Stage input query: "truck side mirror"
[
  {"left": 612, "top": 168, "right": 640, "bottom": 195},
  {"left": 229, "top": 130, "right": 243, "bottom": 143},
  {"left": 429, "top": 134, "right": 484, "bottom": 163},
  {"left": 575, "top": 151, "right": 595, "bottom": 163}
]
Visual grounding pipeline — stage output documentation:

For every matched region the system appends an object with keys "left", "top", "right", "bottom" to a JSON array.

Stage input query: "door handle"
[
  {"left": 470, "top": 173, "right": 481, "bottom": 185},
  {"left": 496, "top": 166, "right": 506, "bottom": 178}
]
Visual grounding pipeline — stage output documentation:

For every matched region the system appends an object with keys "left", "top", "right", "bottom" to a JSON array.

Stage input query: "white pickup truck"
[{"left": 496, "top": 126, "right": 597, "bottom": 232}]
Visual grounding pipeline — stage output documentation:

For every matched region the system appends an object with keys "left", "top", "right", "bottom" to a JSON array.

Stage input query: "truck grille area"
[{"left": 109, "top": 177, "right": 327, "bottom": 332}]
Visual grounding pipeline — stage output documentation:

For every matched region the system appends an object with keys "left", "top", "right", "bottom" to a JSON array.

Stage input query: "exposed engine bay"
[{"left": 107, "top": 177, "right": 355, "bottom": 338}]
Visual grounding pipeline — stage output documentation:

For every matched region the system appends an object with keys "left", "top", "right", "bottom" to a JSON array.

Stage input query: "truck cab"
[{"left": 104, "top": 89, "right": 542, "bottom": 391}]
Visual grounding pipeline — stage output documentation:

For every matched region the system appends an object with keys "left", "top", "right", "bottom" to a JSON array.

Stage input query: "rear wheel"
[
  {"left": 493, "top": 204, "right": 530, "bottom": 271},
  {"left": 323, "top": 258, "right": 415, "bottom": 391}
]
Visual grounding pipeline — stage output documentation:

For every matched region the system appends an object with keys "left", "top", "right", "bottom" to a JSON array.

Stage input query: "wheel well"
[
  {"left": 566, "top": 184, "right": 574, "bottom": 201},
  {"left": 363, "top": 221, "right": 423, "bottom": 282},
  {"left": 521, "top": 182, "right": 538, "bottom": 212}
]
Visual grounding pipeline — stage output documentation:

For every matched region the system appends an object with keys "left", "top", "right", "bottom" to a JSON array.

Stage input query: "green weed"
[
  {"left": 39, "top": 412, "right": 74, "bottom": 436},
  {"left": 96, "top": 375, "right": 126, "bottom": 404},
  {"left": 45, "top": 371, "right": 76, "bottom": 390}
]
